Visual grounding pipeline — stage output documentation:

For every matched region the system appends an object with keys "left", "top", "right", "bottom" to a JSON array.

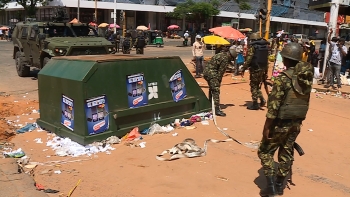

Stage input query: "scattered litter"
[
  {"left": 311, "top": 88, "right": 317, "bottom": 93},
  {"left": 34, "top": 138, "right": 43, "bottom": 143},
  {"left": 3, "top": 148, "right": 25, "bottom": 158},
  {"left": 32, "top": 110, "right": 39, "bottom": 113},
  {"left": 14, "top": 100, "right": 18, "bottom": 102},
  {"left": 139, "top": 142, "right": 146, "bottom": 148},
  {"left": 67, "top": 179, "right": 81, "bottom": 197},
  {"left": 42, "top": 149, "right": 48, "bottom": 152},
  {"left": 124, "top": 127, "right": 141, "bottom": 141},
  {"left": 201, "top": 120, "right": 209, "bottom": 125},
  {"left": 223, "top": 128, "right": 228, "bottom": 131},
  {"left": 16, "top": 123, "right": 38, "bottom": 134},
  {"left": 185, "top": 126, "right": 196, "bottom": 130},
  {"left": 54, "top": 170, "right": 62, "bottom": 174},
  {"left": 148, "top": 123, "right": 173, "bottom": 135},
  {"left": 44, "top": 189, "right": 60, "bottom": 194},
  {"left": 308, "top": 129, "right": 313, "bottom": 132},
  {"left": 244, "top": 140, "right": 260, "bottom": 149},
  {"left": 216, "top": 176, "right": 229, "bottom": 181},
  {"left": 102, "top": 136, "right": 120, "bottom": 144},
  {"left": 46, "top": 135, "right": 116, "bottom": 157},
  {"left": 24, "top": 164, "right": 38, "bottom": 169},
  {"left": 172, "top": 133, "right": 178, "bottom": 136},
  {"left": 0, "top": 142, "right": 15, "bottom": 150}
]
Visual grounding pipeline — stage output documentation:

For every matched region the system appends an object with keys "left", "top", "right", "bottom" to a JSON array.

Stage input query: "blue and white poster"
[
  {"left": 126, "top": 73, "right": 148, "bottom": 108},
  {"left": 169, "top": 69, "right": 187, "bottom": 102},
  {"left": 61, "top": 94, "right": 74, "bottom": 131},
  {"left": 85, "top": 95, "right": 109, "bottom": 135}
]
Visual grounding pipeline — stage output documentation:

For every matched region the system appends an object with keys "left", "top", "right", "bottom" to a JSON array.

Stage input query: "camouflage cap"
[{"left": 291, "top": 62, "right": 314, "bottom": 95}]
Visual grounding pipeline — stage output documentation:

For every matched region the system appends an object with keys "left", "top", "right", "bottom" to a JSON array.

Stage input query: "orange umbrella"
[
  {"left": 209, "top": 26, "right": 246, "bottom": 40},
  {"left": 69, "top": 18, "right": 80, "bottom": 24}
]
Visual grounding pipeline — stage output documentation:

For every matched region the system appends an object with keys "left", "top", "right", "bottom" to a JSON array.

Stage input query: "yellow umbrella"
[
  {"left": 203, "top": 35, "right": 230, "bottom": 45},
  {"left": 98, "top": 23, "right": 109, "bottom": 28}
]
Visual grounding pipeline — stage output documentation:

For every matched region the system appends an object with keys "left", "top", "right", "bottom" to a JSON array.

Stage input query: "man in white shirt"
[
  {"left": 183, "top": 30, "right": 189, "bottom": 46},
  {"left": 327, "top": 29, "right": 348, "bottom": 91},
  {"left": 192, "top": 35, "right": 205, "bottom": 78}
]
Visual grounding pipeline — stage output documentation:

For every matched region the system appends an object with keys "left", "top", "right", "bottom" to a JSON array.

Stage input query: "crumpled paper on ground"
[
  {"left": 148, "top": 123, "right": 174, "bottom": 135},
  {"left": 46, "top": 136, "right": 117, "bottom": 157}
]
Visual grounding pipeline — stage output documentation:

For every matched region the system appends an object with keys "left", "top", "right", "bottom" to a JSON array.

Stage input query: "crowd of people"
[
  {"left": 188, "top": 29, "right": 349, "bottom": 196},
  {"left": 0, "top": 27, "right": 13, "bottom": 41}
]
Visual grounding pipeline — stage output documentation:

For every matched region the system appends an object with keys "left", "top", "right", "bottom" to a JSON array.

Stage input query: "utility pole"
[
  {"left": 121, "top": 10, "right": 126, "bottom": 37},
  {"left": 237, "top": 12, "right": 241, "bottom": 30},
  {"left": 113, "top": 0, "right": 117, "bottom": 33},
  {"left": 259, "top": 19, "right": 262, "bottom": 37},
  {"left": 322, "top": 0, "right": 339, "bottom": 75},
  {"left": 264, "top": 0, "right": 272, "bottom": 40},
  {"left": 95, "top": 0, "right": 98, "bottom": 23},
  {"left": 77, "top": 0, "right": 80, "bottom": 21}
]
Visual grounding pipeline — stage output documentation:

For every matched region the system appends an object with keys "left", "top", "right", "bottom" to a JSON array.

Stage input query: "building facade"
[{"left": 0, "top": 0, "right": 328, "bottom": 38}]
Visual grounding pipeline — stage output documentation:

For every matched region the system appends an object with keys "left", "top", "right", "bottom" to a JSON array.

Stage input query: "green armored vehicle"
[{"left": 12, "top": 8, "right": 114, "bottom": 77}]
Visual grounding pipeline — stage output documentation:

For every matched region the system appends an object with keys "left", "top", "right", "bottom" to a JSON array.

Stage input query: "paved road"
[{"left": 0, "top": 41, "right": 213, "bottom": 98}]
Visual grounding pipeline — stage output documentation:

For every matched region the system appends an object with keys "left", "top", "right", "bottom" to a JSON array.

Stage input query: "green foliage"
[
  {"left": 0, "top": 0, "right": 53, "bottom": 17},
  {"left": 234, "top": 0, "right": 251, "bottom": 10},
  {"left": 167, "top": 0, "right": 220, "bottom": 23}
]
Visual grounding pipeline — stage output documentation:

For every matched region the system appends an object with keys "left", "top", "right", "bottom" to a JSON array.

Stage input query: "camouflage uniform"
[
  {"left": 203, "top": 52, "right": 232, "bottom": 116},
  {"left": 114, "top": 33, "right": 121, "bottom": 53},
  {"left": 242, "top": 46, "right": 268, "bottom": 103},
  {"left": 258, "top": 60, "right": 313, "bottom": 197},
  {"left": 257, "top": 67, "right": 302, "bottom": 177}
]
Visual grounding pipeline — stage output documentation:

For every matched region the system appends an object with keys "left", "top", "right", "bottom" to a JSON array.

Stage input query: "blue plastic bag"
[{"left": 236, "top": 53, "right": 244, "bottom": 65}]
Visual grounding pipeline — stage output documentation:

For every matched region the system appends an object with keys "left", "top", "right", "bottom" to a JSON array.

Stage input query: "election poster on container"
[
  {"left": 126, "top": 73, "right": 148, "bottom": 108},
  {"left": 85, "top": 95, "right": 109, "bottom": 135},
  {"left": 169, "top": 69, "right": 187, "bottom": 102},
  {"left": 61, "top": 94, "right": 74, "bottom": 131}
]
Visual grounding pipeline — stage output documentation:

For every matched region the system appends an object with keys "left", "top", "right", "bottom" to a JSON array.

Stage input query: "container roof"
[{"left": 53, "top": 55, "right": 179, "bottom": 62}]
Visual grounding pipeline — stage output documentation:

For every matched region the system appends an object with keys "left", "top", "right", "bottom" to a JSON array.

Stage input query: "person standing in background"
[{"left": 192, "top": 35, "right": 205, "bottom": 78}]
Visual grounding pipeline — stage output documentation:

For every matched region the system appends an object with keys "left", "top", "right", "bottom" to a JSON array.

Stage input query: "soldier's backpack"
[
  {"left": 137, "top": 36, "right": 146, "bottom": 48},
  {"left": 250, "top": 40, "right": 270, "bottom": 70},
  {"left": 277, "top": 62, "right": 314, "bottom": 120},
  {"left": 123, "top": 38, "right": 131, "bottom": 48}
]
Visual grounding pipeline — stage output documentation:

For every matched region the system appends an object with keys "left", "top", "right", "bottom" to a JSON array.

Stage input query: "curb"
[{"left": 313, "top": 87, "right": 350, "bottom": 95}]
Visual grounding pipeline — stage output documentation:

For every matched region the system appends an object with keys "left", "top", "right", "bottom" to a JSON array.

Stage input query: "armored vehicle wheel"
[
  {"left": 15, "top": 51, "right": 30, "bottom": 77},
  {"left": 43, "top": 57, "right": 51, "bottom": 68}
]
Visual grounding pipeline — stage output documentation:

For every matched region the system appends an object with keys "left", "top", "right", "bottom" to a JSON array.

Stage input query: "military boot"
[
  {"left": 275, "top": 176, "right": 285, "bottom": 195},
  {"left": 215, "top": 107, "right": 226, "bottom": 117},
  {"left": 247, "top": 101, "right": 259, "bottom": 110},
  {"left": 259, "top": 176, "right": 277, "bottom": 197},
  {"left": 260, "top": 96, "right": 266, "bottom": 107}
]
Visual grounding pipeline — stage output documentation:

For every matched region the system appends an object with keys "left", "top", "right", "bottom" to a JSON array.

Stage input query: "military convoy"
[{"left": 12, "top": 7, "right": 114, "bottom": 77}]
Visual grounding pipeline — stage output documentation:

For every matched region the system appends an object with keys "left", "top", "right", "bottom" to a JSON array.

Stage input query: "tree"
[
  {"left": 0, "top": 0, "right": 53, "bottom": 18},
  {"left": 234, "top": 0, "right": 251, "bottom": 11},
  {"left": 167, "top": 0, "right": 220, "bottom": 45}
]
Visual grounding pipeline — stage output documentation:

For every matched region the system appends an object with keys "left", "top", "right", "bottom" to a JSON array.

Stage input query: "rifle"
[{"left": 287, "top": 142, "right": 305, "bottom": 189}]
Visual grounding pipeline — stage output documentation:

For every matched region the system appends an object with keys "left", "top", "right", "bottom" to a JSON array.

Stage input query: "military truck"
[{"left": 12, "top": 8, "right": 115, "bottom": 77}]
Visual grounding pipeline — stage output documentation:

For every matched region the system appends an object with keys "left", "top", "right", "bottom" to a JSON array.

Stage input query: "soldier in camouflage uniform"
[
  {"left": 257, "top": 42, "right": 314, "bottom": 197},
  {"left": 203, "top": 49, "right": 235, "bottom": 116},
  {"left": 241, "top": 33, "right": 270, "bottom": 110}
]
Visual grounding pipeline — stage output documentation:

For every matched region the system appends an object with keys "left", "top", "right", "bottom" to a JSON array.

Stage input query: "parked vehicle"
[
  {"left": 144, "top": 30, "right": 164, "bottom": 47},
  {"left": 12, "top": 7, "right": 114, "bottom": 77},
  {"left": 293, "top": 34, "right": 309, "bottom": 43}
]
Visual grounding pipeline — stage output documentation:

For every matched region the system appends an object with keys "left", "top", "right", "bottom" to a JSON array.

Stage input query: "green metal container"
[{"left": 36, "top": 55, "right": 211, "bottom": 145}]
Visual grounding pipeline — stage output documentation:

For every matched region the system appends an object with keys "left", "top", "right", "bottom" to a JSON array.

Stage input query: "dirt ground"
[
  {"left": 1, "top": 76, "right": 350, "bottom": 197},
  {"left": 1, "top": 47, "right": 350, "bottom": 196}
]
